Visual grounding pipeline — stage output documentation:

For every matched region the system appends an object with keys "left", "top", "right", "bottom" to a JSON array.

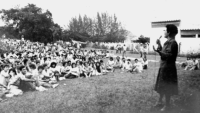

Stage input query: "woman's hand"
[{"left": 153, "top": 46, "right": 160, "bottom": 53}]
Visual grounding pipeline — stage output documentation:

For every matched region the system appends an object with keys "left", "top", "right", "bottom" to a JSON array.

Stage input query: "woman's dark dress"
[{"left": 155, "top": 38, "right": 178, "bottom": 96}]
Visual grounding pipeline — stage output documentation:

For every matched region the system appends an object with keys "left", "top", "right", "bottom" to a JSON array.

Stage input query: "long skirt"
[{"left": 155, "top": 67, "right": 178, "bottom": 96}]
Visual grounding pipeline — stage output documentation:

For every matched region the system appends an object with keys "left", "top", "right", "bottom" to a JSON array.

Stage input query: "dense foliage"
[
  {"left": 0, "top": 4, "right": 62, "bottom": 44},
  {"left": 0, "top": 4, "right": 128, "bottom": 43},
  {"left": 63, "top": 12, "right": 128, "bottom": 42},
  {"left": 132, "top": 35, "right": 150, "bottom": 44}
]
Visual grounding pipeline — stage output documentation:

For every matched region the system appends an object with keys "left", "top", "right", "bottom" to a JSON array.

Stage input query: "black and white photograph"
[{"left": 0, "top": 0, "right": 200, "bottom": 113}]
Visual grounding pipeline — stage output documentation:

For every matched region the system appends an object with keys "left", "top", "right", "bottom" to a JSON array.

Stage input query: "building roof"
[
  {"left": 152, "top": 20, "right": 181, "bottom": 23},
  {"left": 181, "top": 23, "right": 200, "bottom": 30},
  {"left": 181, "top": 29, "right": 200, "bottom": 31}
]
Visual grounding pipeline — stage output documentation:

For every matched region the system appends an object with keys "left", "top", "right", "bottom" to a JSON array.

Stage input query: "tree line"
[
  {"left": 0, "top": 4, "right": 128, "bottom": 43},
  {"left": 66, "top": 12, "right": 128, "bottom": 42}
]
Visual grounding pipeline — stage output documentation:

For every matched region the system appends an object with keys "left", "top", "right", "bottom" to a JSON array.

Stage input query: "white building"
[{"left": 150, "top": 20, "right": 200, "bottom": 54}]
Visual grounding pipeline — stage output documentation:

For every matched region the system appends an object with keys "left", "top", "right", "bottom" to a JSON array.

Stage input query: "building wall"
[
  {"left": 150, "top": 21, "right": 200, "bottom": 54},
  {"left": 179, "top": 37, "right": 200, "bottom": 54}
]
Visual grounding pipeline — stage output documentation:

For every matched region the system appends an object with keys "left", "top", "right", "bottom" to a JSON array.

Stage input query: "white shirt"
[
  {"left": 124, "top": 62, "right": 132, "bottom": 70},
  {"left": 42, "top": 69, "right": 51, "bottom": 77},
  {"left": 0, "top": 70, "right": 10, "bottom": 78},
  {"left": 123, "top": 45, "right": 126, "bottom": 51},
  {"left": 69, "top": 67, "right": 79, "bottom": 75},
  {"left": 68, "top": 54, "right": 73, "bottom": 60},
  {"left": 133, "top": 62, "right": 143, "bottom": 71},
  {"left": 187, "top": 60, "right": 193, "bottom": 66},
  {"left": 61, "top": 66, "right": 72, "bottom": 72},
  {"left": 107, "top": 60, "right": 115, "bottom": 67},
  {"left": 0, "top": 71, "right": 9, "bottom": 86},
  {"left": 115, "top": 60, "right": 122, "bottom": 66}
]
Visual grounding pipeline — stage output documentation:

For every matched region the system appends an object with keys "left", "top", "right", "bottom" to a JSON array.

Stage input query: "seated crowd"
[
  {"left": 0, "top": 39, "right": 148, "bottom": 101},
  {"left": 181, "top": 57, "right": 200, "bottom": 71}
]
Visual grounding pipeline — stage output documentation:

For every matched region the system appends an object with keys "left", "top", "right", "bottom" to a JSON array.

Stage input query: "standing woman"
[
  {"left": 139, "top": 43, "right": 144, "bottom": 58},
  {"left": 122, "top": 44, "right": 126, "bottom": 58},
  {"left": 153, "top": 24, "right": 179, "bottom": 111},
  {"left": 143, "top": 43, "right": 148, "bottom": 59}
]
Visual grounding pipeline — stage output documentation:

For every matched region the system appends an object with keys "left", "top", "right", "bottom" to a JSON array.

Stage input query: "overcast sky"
[{"left": 0, "top": 0, "right": 200, "bottom": 36}]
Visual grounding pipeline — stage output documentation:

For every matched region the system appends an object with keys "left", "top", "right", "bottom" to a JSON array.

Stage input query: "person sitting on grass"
[
  {"left": 7, "top": 68, "right": 23, "bottom": 96},
  {"left": 76, "top": 61, "right": 86, "bottom": 77},
  {"left": 100, "top": 60, "right": 108, "bottom": 74},
  {"left": 132, "top": 59, "right": 143, "bottom": 73},
  {"left": 61, "top": 61, "right": 71, "bottom": 78},
  {"left": 34, "top": 66, "right": 59, "bottom": 91},
  {"left": 181, "top": 57, "right": 190, "bottom": 68},
  {"left": 106, "top": 57, "right": 115, "bottom": 72},
  {"left": 185, "top": 58, "right": 199, "bottom": 70},
  {"left": 88, "top": 62, "right": 95, "bottom": 76},
  {"left": 92, "top": 62, "right": 99, "bottom": 76},
  {"left": 0, "top": 64, "right": 10, "bottom": 89},
  {"left": 18, "top": 66, "right": 37, "bottom": 92},
  {"left": 42, "top": 64, "right": 55, "bottom": 82},
  {"left": 83, "top": 62, "right": 92, "bottom": 78},
  {"left": 114, "top": 56, "right": 123, "bottom": 69},
  {"left": 65, "top": 63, "right": 80, "bottom": 79},
  {"left": 0, "top": 64, "right": 11, "bottom": 98},
  {"left": 184, "top": 58, "right": 196, "bottom": 70},
  {"left": 122, "top": 59, "right": 133, "bottom": 72},
  {"left": 49, "top": 62, "right": 60, "bottom": 81},
  {"left": 27, "top": 63, "right": 38, "bottom": 77},
  {"left": 121, "top": 58, "right": 126, "bottom": 72}
]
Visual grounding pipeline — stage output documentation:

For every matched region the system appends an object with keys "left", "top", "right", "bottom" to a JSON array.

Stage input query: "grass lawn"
[{"left": 0, "top": 52, "right": 200, "bottom": 113}]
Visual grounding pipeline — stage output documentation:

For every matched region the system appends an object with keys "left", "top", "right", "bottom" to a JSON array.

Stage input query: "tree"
[
  {"left": 0, "top": 4, "right": 55, "bottom": 43},
  {"left": 78, "top": 15, "right": 83, "bottom": 33},
  {"left": 133, "top": 35, "right": 150, "bottom": 44},
  {"left": 50, "top": 23, "right": 62, "bottom": 42},
  {"left": 67, "top": 12, "right": 128, "bottom": 42}
]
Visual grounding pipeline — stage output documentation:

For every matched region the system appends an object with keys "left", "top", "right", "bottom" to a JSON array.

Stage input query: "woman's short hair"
[
  {"left": 29, "top": 63, "right": 36, "bottom": 69},
  {"left": 43, "top": 63, "right": 48, "bottom": 67},
  {"left": 9, "top": 68, "right": 17, "bottom": 75},
  {"left": 23, "top": 59, "right": 28, "bottom": 65},
  {"left": 38, "top": 65, "right": 44, "bottom": 70},
  {"left": 110, "top": 57, "right": 113, "bottom": 60},
  {"left": 3, "top": 64, "right": 10, "bottom": 68},
  {"left": 71, "top": 63, "right": 76, "bottom": 67},
  {"left": 166, "top": 24, "right": 178, "bottom": 37},
  {"left": 50, "top": 62, "right": 57, "bottom": 67},
  {"left": 62, "top": 62, "right": 68, "bottom": 66},
  {"left": 19, "top": 65, "right": 26, "bottom": 71},
  {"left": 100, "top": 60, "right": 103, "bottom": 63}
]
